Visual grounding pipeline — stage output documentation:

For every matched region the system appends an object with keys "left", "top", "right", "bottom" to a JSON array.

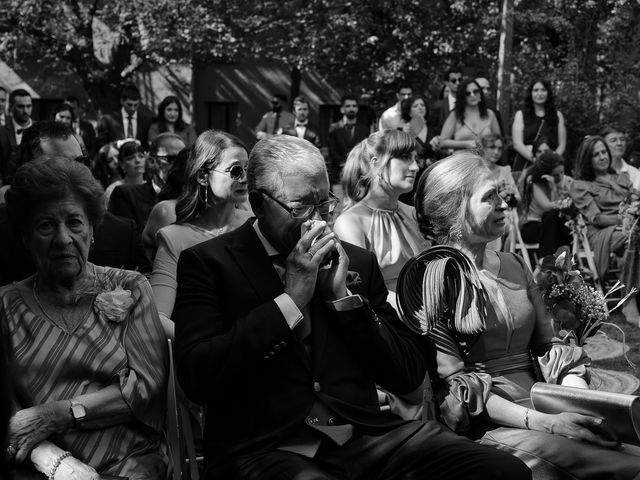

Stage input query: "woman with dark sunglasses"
[
  {"left": 439, "top": 79, "right": 501, "bottom": 153},
  {"left": 150, "top": 130, "right": 252, "bottom": 338}
]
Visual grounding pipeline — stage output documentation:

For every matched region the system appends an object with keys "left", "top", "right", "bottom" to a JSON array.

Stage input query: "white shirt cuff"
[{"left": 274, "top": 293, "right": 304, "bottom": 329}]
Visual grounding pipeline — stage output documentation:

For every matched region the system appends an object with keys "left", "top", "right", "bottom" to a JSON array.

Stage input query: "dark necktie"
[
  {"left": 345, "top": 123, "right": 355, "bottom": 140},
  {"left": 273, "top": 112, "right": 280, "bottom": 134},
  {"left": 127, "top": 115, "right": 134, "bottom": 138}
]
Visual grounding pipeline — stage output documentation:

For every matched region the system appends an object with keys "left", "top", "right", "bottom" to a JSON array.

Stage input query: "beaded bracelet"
[
  {"left": 48, "top": 451, "right": 72, "bottom": 480},
  {"left": 523, "top": 408, "right": 531, "bottom": 430}
]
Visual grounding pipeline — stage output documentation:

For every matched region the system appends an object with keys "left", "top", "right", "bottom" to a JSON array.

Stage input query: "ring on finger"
[{"left": 6, "top": 444, "right": 16, "bottom": 458}]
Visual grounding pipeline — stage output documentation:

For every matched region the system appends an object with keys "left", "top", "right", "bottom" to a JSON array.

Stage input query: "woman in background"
[
  {"left": 52, "top": 102, "right": 74, "bottom": 128},
  {"left": 148, "top": 95, "right": 197, "bottom": 147},
  {"left": 512, "top": 79, "right": 566, "bottom": 173},
  {"left": 399, "top": 95, "right": 438, "bottom": 164},
  {"left": 570, "top": 135, "right": 640, "bottom": 323},
  {"left": 150, "top": 131, "right": 252, "bottom": 338},
  {"left": 104, "top": 139, "right": 146, "bottom": 203},
  {"left": 334, "top": 129, "right": 426, "bottom": 306},
  {"left": 92, "top": 142, "right": 122, "bottom": 191},
  {"left": 439, "top": 79, "right": 501, "bottom": 152},
  {"left": 520, "top": 151, "right": 573, "bottom": 257}
]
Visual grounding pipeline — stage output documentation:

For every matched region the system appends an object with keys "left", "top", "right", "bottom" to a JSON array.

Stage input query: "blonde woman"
[{"left": 334, "top": 130, "right": 427, "bottom": 305}]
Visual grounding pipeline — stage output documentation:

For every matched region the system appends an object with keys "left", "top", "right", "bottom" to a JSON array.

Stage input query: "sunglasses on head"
[{"left": 213, "top": 164, "right": 248, "bottom": 180}]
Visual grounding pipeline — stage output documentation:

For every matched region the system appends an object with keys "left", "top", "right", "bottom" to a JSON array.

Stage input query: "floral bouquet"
[
  {"left": 533, "top": 246, "right": 635, "bottom": 347},
  {"left": 556, "top": 196, "right": 581, "bottom": 238},
  {"left": 618, "top": 191, "right": 640, "bottom": 240},
  {"left": 498, "top": 180, "right": 519, "bottom": 208}
]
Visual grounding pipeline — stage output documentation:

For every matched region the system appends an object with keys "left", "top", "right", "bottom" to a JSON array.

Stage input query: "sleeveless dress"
[{"left": 428, "top": 252, "right": 640, "bottom": 478}]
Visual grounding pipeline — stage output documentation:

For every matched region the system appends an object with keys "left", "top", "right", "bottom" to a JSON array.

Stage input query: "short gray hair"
[{"left": 248, "top": 135, "right": 327, "bottom": 196}]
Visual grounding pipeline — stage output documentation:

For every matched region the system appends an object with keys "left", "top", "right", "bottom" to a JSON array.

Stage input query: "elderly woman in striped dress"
[{"left": 1, "top": 157, "right": 167, "bottom": 480}]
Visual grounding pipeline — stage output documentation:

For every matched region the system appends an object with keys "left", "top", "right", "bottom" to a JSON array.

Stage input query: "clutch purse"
[{"left": 530, "top": 382, "right": 640, "bottom": 445}]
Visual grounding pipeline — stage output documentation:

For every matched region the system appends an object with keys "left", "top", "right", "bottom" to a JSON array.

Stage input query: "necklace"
[{"left": 32, "top": 271, "right": 96, "bottom": 333}]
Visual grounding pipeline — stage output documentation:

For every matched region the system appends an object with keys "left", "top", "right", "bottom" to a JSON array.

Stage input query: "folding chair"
[
  {"left": 505, "top": 209, "right": 539, "bottom": 271},
  {"left": 571, "top": 215, "right": 604, "bottom": 295},
  {"left": 166, "top": 338, "right": 201, "bottom": 480}
]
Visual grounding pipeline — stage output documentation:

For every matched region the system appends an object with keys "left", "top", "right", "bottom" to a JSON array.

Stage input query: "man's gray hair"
[{"left": 248, "top": 135, "right": 327, "bottom": 196}]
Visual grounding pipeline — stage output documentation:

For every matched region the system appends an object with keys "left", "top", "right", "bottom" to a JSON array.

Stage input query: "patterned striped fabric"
[{"left": 1, "top": 265, "right": 168, "bottom": 479}]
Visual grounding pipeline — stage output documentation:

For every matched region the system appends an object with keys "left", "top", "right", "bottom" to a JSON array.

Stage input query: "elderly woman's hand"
[{"left": 9, "top": 402, "right": 71, "bottom": 463}]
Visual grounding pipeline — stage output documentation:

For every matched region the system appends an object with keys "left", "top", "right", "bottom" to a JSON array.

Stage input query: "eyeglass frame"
[
  {"left": 211, "top": 164, "right": 248, "bottom": 180},
  {"left": 255, "top": 189, "right": 339, "bottom": 219}
]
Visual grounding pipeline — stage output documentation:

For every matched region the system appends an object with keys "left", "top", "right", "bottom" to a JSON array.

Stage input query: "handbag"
[{"left": 530, "top": 382, "right": 640, "bottom": 445}]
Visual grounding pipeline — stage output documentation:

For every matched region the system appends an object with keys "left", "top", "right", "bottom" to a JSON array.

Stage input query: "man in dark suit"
[
  {"left": 96, "top": 84, "right": 152, "bottom": 150},
  {"left": 0, "top": 89, "right": 33, "bottom": 185},
  {"left": 282, "top": 96, "right": 321, "bottom": 148},
  {"left": 173, "top": 135, "right": 530, "bottom": 479},
  {"left": 65, "top": 95, "right": 98, "bottom": 159},
  {"left": 430, "top": 68, "right": 463, "bottom": 134},
  {"left": 327, "top": 94, "right": 369, "bottom": 186},
  {"left": 255, "top": 93, "right": 295, "bottom": 140},
  {"left": 0, "top": 122, "right": 150, "bottom": 286}
]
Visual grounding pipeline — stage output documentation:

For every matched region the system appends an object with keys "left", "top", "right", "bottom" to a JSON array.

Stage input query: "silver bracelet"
[
  {"left": 523, "top": 408, "right": 531, "bottom": 430},
  {"left": 48, "top": 451, "right": 72, "bottom": 480}
]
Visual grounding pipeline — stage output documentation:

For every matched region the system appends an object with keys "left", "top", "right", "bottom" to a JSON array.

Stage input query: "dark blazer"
[
  {"left": 282, "top": 123, "right": 322, "bottom": 148},
  {"left": 430, "top": 98, "right": 454, "bottom": 134},
  {"left": 78, "top": 119, "right": 98, "bottom": 159},
  {"left": 0, "top": 211, "right": 151, "bottom": 287},
  {"left": 97, "top": 110, "right": 152, "bottom": 150},
  {"left": 108, "top": 183, "right": 158, "bottom": 233},
  {"left": 0, "top": 122, "right": 18, "bottom": 185},
  {"left": 173, "top": 220, "right": 428, "bottom": 466},
  {"left": 327, "top": 120, "right": 369, "bottom": 178}
]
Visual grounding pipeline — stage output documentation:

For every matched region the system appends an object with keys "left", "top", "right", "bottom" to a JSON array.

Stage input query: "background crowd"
[{"left": 0, "top": 67, "right": 639, "bottom": 479}]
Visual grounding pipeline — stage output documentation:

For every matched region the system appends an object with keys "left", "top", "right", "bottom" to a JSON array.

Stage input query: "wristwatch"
[{"left": 69, "top": 399, "right": 86, "bottom": 424}]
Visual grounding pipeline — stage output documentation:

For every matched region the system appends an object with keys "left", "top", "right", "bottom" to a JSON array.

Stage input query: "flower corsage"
[{"left": 94, "top": 286, "right": 135, "bottom": 323}]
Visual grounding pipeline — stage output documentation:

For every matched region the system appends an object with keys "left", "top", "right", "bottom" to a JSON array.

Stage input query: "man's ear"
[{"left": 248, "top": 190, "right": 264, "bottom": 218}]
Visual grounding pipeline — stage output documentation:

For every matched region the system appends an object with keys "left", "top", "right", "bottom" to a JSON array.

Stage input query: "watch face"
[{"left": 71, "top": 403, "right": 86, "bottom": 420}]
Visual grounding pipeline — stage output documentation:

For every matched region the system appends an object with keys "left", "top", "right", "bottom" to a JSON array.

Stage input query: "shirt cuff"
[{"left": 274, "top": 293, "right": 304, "bottom": 329}]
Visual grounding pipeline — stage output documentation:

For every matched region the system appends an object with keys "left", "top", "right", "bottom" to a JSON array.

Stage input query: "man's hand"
[
  {"left": 284, "top": 220, "right": 337, "bottom": 310},
  {"left": 318, "top": 239, "right": 350, "bottom": 300}
]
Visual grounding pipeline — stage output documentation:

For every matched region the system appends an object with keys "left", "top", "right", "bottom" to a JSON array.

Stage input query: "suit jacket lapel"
[
  {"left": 7, "top": 123, "right": 16, "bottom": 147},
  {"left": 310, "top": 295, "right": 329, "bottom": 368}
]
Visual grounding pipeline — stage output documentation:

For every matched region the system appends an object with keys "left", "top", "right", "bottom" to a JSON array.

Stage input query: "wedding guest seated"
[
  {"left": 334, "top": 129, "right": 427, "bottom": 306},
  {"left": 104, "top": 138, "right": 146, "bottom": 204},
  {"left": 92, "top": 142, "right": 122, "bottom": 191},
  {"left": 570, "top": 135, "right": 640, "bottom": 323},
  {"left": 2, "top": 157, "right": 167, "bottom": 479},
  {"left": 400, "top": 151, "right": 640, "bottom": 478},
  {"left": 602, "top": 125, "right": 640, "bottom": 189},
  {"left": 173, "top": 134, "right": 530, "bottom": 480},
  {"left": 520, "top": 151, "right": 573, "bottom": 257},
  {"left": 151, "top": 131, "right": 252, "bottom": 338},
  {"left": 109, "top": 133, "right": 185, "bottom": 232},
  {"left": 142, "top": 146, "right": 190, "bottom": 261}
]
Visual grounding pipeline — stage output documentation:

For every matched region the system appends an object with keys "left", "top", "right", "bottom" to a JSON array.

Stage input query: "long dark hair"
[
  {"left": 454, "top": 79, "right": 488, "bottom": 123},
  {"left": 523, "top": 79, "right": 558, "bottom": 128},
  {"left": 573, "top": 135, "right": 615, "bottom": 181},
  {"left": 520, "top": 151, "right": 564, "bottom": 215},
  {"left": 400, "top": 96, "right": 428, "bottom": 123},
  {"left": 156, "top": 95, "right": 187, "bottom": 133}
]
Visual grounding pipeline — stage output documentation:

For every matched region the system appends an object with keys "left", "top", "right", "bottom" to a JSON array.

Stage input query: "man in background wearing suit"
[
  {"left": 65, "top": 95, "right": 98, "bottom": 159},
  {"left": 282, "top": 96, "right": 321, "bottom": 148},
  {"left": 0, "top": 89, "right": 33, "bottom": 185},
  {"left": 97, "top": 83, "right": 152, "bottom": 150},
  {"left": 0, "top": 86, "right": 7, "bottom": 127},
  {"left": 327, "top": 94, "right": 369, "bottom": 189},
  {"left": 173, "top": 134, "right": 530, "bottom": 480},
  {"left": 431, "top": 68, "right": 463, "bottom": 134},
  {"left": 255, "top": 93, "right": 295, "bottom": 140}
]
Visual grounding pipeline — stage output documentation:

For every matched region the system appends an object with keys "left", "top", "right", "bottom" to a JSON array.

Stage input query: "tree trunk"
[{"left": 497, "top": 0, "right": 514, "bottom": 137}]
